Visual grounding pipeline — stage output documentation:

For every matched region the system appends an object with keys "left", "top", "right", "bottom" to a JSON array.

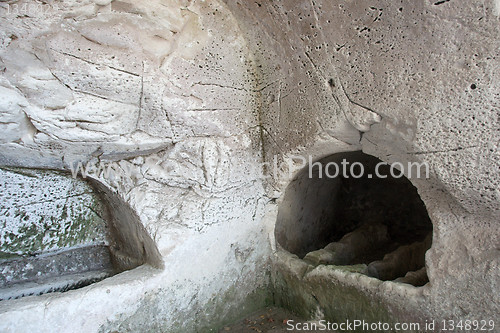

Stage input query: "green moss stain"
[{"left": 0, "top": 167, "right": 109, "bottom": 257}]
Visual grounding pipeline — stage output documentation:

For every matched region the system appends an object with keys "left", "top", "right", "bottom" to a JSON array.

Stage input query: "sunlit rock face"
[
  {"left": 0, "top": 0, "right": 499, "bottom": 332},
  {"left": 0, "top": 1, "right": 269, "bottom": 332}
]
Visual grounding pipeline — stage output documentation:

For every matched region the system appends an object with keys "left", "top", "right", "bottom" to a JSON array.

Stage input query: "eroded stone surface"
[
  {"left": 272, "top": 249, "right": 428, "bottom": 331},
  {"left": 226, "top": 0, "right": 499, "bottom": 326},
  {"left": 0, "top": 167, "right": 108, "bottom": 257},
  {"left": 394, "top": 267, "right": 429, "bottom": 287},
  {"left": 0, "top": 246, "right": 113, "bottom": 301},
  {"left": 326, "top": 223, "right": 391, "bottom": 266},
  {"left": 0, "top": 0, "right": 498, "bottom": 331},
  {"left": 366, "top": 234, "right": 432, "bottom": 281},
  {"left": 0, "top": 1, "right": 270, "bottom": 332}
]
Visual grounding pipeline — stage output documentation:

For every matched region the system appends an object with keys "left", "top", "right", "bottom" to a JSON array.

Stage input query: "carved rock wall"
[
  {"left": 0, "top": 1, "right": 271, "bottom": 332},
  {"left": 224, "top": 0, "right": 500, "bottom": 325},
  {"left": 0, "top": 0, "right": 498, "bottom": 330}
]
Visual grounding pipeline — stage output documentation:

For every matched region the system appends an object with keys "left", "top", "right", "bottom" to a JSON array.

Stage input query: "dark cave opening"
[{"left": 275, "top": 151, "right": 433, "bottom": 286}]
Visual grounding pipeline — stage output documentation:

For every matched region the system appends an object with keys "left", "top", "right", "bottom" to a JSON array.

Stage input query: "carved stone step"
[{"left": 0, "top": 245, "right": 114, "bottom": 301}]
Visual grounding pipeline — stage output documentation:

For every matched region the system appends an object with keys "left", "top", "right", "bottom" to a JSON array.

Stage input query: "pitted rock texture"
[
  {"left": 0, "top": 0, "right": 498, "bottom": 331},
  {"left": 0, "top": 1, "right": 270, "bottom": 332},
  {"left": 226, "top": 0, "right": 500, "bottom": 217},
  {"left": 0, "top": 167, "right": 108, "bottom": 257},
  {"left": 225, "top": 0, "right": 499, "bottom": 326}
]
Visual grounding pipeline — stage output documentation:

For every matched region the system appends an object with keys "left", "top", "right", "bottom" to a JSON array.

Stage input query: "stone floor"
[{"left": 219, "top": 307, "right": 334, "bottom": 333}]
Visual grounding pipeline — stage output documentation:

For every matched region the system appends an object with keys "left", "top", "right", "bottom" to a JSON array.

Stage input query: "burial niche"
[
  {"left": 0, "top": 167, "right": 161, "bottom": 301},
  {"left": 275, "top": 151, "right": 433, "bottom": 287}
]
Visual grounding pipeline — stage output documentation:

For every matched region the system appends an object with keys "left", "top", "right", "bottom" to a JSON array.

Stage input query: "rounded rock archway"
[{"left": 275, "top": 151, "right": 433, "bottom": 286}]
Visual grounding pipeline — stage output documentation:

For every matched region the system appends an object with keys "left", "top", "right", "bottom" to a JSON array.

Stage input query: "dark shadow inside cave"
[{"left": 275, "top": 151, "right": 433, "bottom": 286}]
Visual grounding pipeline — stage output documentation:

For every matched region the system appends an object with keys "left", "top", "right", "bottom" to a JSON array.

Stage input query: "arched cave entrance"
[{"left": 275, "top": 151, "right": 433, "bottom": 286}]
